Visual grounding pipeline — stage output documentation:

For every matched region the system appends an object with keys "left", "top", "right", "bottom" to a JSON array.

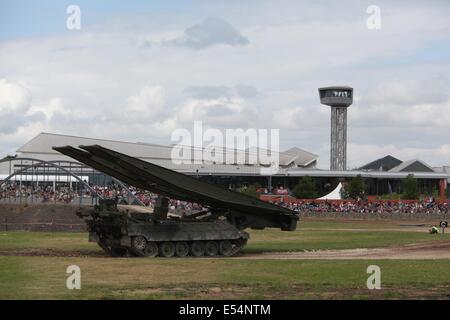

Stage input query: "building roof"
[
  {"left": 433, "top": 166, "right": 450, "bottom": 183},
  {"left": 13, "top": 133, "right": 449, "bottom": 180},
  {"left": 359, "top": 155, "right": 403, "bottom": 171},
  {"left": 17, "top": 132, "right": 172, "bottom": 159},
  {"left": 433, "top": 166, "right": 450, "bottom": 173},
  {"left": 16, "top": 132, "right": 317, "bottom": 170},
  {"left": 282, "top": 147, "right": 318, "bottom": 167},
  {"left": 389, "top": 159, "right": 435, "bottom": 173}
]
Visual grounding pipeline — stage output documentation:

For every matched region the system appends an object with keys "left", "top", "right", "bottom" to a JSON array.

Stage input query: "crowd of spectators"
[
  {"left": 0, "top": 183, "right": 206, "bottom": 213},
  {"left": 0, "top": 184, "right": 77, "bottom": 203},
  {"left": 2, "top": 183, "right": 449, "bottom": 216},
  {"left": 271, "top": 198, "right": 450, "bottom": 215}
]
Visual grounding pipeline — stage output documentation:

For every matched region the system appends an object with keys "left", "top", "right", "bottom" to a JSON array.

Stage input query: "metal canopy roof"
[{"left": 18, "top": 132, "right": 318, "bottom": 168}]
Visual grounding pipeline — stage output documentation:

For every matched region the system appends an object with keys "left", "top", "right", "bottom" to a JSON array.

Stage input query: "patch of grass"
[
  {"left": 1, "top": 218, "right": 450, "bottom": 299},
  {"left": 0, "top": 257, "right": 35, "bottom": 299},
  {"left": 1, "top": 256, "right": 450, "bottom": 299},
  {"left": 0, "top": 232, "right": 99, "bottom": 251}
]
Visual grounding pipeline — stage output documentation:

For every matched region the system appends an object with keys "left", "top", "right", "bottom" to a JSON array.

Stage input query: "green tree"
[
  {"left": 340, "top": 175, "right": 365, "bottom": 200},
  {"left": 402, "top": 174, "right": 419, "bottom": 200},
  {"left": 292, "top": 176, "right": 318, "bottom": 199}
]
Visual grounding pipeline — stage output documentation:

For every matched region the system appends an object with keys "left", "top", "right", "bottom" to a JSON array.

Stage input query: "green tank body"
[{"left": 79, "top": 199, "right": 249, "bottom": 257}]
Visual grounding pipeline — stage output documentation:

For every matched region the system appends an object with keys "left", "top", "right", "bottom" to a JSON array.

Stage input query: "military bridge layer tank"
[
  {"left": 55, "top": 145, "right": 298, "bottom": 257},
  {"left": 78, "top": 199, "right": 249, "bottom": 257}
]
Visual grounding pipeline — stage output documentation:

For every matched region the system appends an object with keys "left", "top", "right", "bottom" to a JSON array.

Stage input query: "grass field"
[{"left": 1, "top": 219, "right": 449, "bottom": 299}]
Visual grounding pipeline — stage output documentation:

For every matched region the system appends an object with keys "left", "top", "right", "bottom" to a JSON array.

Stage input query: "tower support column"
[{"left": 330, "top": 106, "right": 347, "bottom": 171}]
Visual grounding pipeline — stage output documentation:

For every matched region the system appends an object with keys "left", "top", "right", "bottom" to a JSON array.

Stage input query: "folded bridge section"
[{"left": 53, "top": 145, "right": 298, "bottom": 231}]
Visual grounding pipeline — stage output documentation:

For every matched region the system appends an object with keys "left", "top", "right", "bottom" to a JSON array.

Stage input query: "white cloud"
[
  {"left": 176, "top": 96, "right": 256, "bottom": 128},
  {"left": 124, "top": 85, "right": 166, "bottom": 122},
  {"left": 27, "top": 97, "right": 64, "bottom": 119},
  {"left": 0, "top": 79, "right": 31, "bottom": 113},
  {"left": 0, "top": 79, "right": 89, "bottom": 140},
  {"left": 164, "top": 17, "right": 249, "bottom": 49},
  {"left": 0, "top": 79, "right": 46, "bottom": 135}
]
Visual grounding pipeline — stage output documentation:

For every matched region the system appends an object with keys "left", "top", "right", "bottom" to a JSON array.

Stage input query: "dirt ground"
[
  {"left": 1, "top": 240, "right": 449, "bottom": 260},
  {"left": 235, "top": 240, "right": 450, "bottom": 260}
]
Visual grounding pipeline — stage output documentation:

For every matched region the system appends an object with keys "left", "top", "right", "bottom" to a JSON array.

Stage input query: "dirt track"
[
  {"left": 236, "top": 241, "right": 450, "bottom": 260},
  {"left": 1, "top": 241, "right": 449, "bottom": 260}
]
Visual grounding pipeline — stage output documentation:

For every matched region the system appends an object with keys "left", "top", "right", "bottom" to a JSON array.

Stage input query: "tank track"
[{"left": 108, "top": 237, "right": 247, "bottom": 258}]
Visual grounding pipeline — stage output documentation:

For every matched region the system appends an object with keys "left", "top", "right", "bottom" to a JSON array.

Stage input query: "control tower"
[{"left": 319, "top": 86, "right": 353, "bottom": 171}]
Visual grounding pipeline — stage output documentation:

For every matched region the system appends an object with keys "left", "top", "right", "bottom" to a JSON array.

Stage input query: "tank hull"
[
  {"left": 127, "top": 220, "right": 249, "bottom": 242},
  {"left": 82, "top": 207, "right": 249, "bottom": 257}
]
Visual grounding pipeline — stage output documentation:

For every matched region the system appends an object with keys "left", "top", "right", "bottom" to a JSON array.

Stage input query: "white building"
[{"left": 0, "top": 132, "right": 318, "bottom": 181}]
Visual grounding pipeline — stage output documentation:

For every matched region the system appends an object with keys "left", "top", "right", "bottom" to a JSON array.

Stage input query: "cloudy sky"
[{"left": 1, "top": 0, "right": 450, "bottom": 169}]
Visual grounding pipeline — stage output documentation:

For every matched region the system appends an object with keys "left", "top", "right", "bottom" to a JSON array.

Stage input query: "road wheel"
[
  {"left": 205, "top": 241, "right": 219, "bottom": 256},
  {"left": 175, "top": 241, "right": 189, "bottom": 257},
  {"left": 190, "top": 241, "right": 205, "bottom": 257},
  {"left": 159, "top": 241, "right": 175, "bottom": 257},
  {"left": 219, "top": 240, "right": 233, "bottom": 256},
  {"left": 144, "top": 242, "right": 159, "bottom": 257},
  {"left": 131, "top": 236, "right": 147, "bottom": 252}
]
